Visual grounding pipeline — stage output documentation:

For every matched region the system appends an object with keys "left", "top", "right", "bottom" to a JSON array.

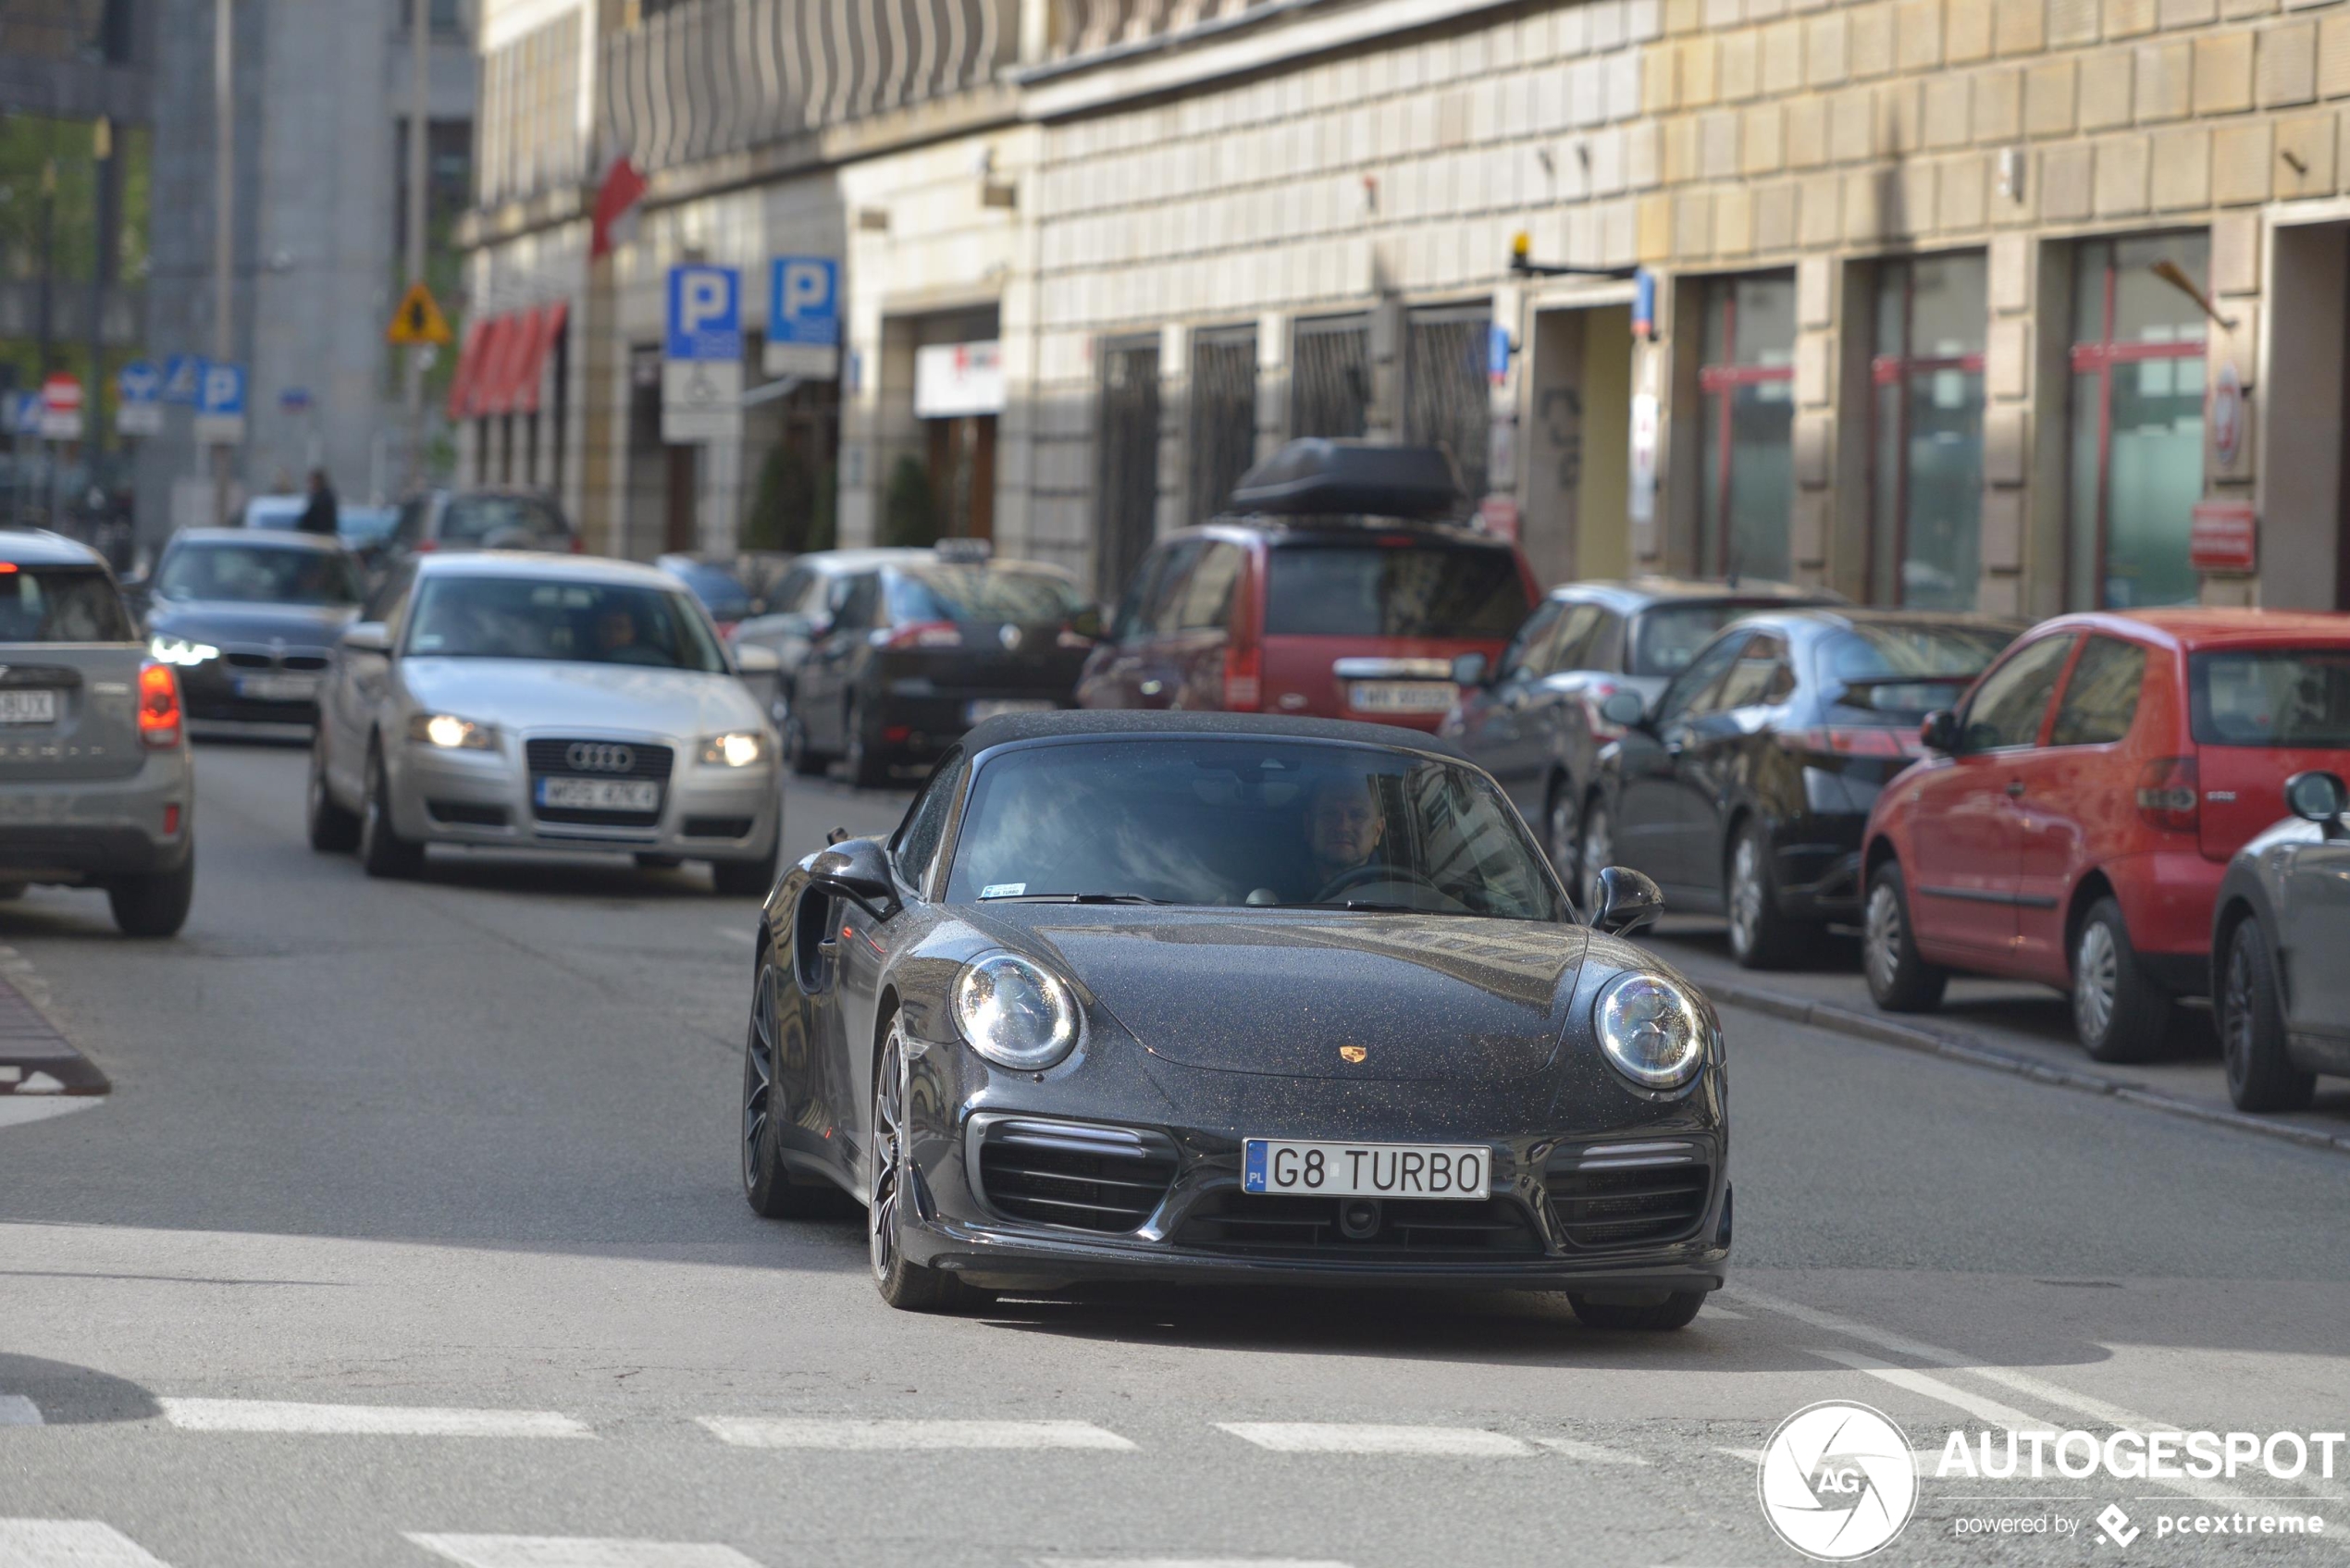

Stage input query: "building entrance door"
[{"left": 1523, "top": 303, "right": 1632, "bottom": 589}]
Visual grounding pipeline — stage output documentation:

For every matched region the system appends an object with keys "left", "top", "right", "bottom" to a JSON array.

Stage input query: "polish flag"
[{"left": 589, "top": 155, "right": 649, "bottom": 259}]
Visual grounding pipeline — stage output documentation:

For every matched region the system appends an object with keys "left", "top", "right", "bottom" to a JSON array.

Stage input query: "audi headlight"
[
  {"left": 1593, "top": 971, "right": 1710, "bottom": 1090},
  {"left": 698, "top": 731, "right": 768, "bottom": 768},
  {"left": 148, "top": 634, "right": 218, "bottom": 667},
  {"left": 407, "top": 712, "right": 496, "bottom": 750},
  {"left": 951, "top": 952, "right": 1082, "bottom": 1071}
]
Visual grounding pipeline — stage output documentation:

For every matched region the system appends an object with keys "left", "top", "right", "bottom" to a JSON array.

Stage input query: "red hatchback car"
[
  {"left": 1077, "top": 441, "right": 1538, "bottom": 730},
  {"left": 1860, "top": 610, "right": 2350, "bottom": 1059}
]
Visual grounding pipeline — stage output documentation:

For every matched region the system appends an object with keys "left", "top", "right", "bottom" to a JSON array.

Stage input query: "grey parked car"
[
  {"left": 0, "top": 530, "right": 195, "bottom": 935},
  {"left": 1441, "top": 577, "right": 1837, "bottom": 895},
  {"left": 2211, "top": 769, "right": 2350, "bottom": 1112},
  {"left": 726, "top": 548, "right": 941, "bottom": 730},
  {"left": 307, "top": 552, "right": 785, "bottom": 894}
]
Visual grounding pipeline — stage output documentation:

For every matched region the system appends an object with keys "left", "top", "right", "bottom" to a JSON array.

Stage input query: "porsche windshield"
[{"left": 945, "top": 738, "right": 1566, "bottom": 920}]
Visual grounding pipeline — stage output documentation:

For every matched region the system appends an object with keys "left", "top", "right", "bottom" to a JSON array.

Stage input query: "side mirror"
[
  {"left": 809, "top": 836, "right": 898, "bottom": 919},
  {"left": 734, "top": 644, "right": 783, "bottom": 674},
  {"left": 1589, "top": 865, "right": 1664, "bottom": 937},
  {"left": 340, "top": 622, "right": 390, "bottom": 655},
  {"left": 1919, "top": 710, "right": 1959, "bottom": 754},
  {"left": 1451, "top": 651, "right": 1490, "bottom": 687},
  {"left": 2285, "top": 770, "right": 2348, "bottom": 837},
  {"left": 1599, "top": 689, "right": 1647, "bottom": 728}
]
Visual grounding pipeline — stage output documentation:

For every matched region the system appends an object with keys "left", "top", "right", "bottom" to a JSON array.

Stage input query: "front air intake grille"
[
  {"left": 1176, "top": 1191, "right": 1543, "bottom": 1258},
  {"left": 682, "top": 815, "right": 755, "bottom": 839},
  {"left": 1544, "top": 1142, "right": 1713, "bottom": 1249},
  {"left": 525, "top": 738, "right": 674, "bottom": 779},
  {"left": 427, "top": 799, "right": 509, "bottom": 827},
  {"left": 975, "top": 1118, "right": 1178, "bottom": 1234}
]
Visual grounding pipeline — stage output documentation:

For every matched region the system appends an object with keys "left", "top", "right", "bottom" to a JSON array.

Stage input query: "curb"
[{"left": 1697, "top": 974, "right": 2350, "bottom": 1160}]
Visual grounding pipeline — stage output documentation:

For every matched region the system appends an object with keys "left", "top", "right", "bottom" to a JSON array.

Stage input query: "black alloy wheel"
[
  {"left": 868, "top": 1020, "right": 984, "bottom": 1312},
  {"left": 1545, "top": 785, "right": 1578, "bottom": 897},
  {"left": 2218, "top": 918, "right": 2313, "bottom": 1112},
  {"left": 1577, "top": 797, "right": 1614, "bottom": 920},
  {"left": 1568, "top": 1290, "right": 1706, "bottom": 1330},
  {"left": 307, "top": 735, "right": 361, "bottom": 853},
  {"left": 742, "top": 959, "right": 844, "bottom": 1216},
  {"left": 1724, "top": 818, "right": 1805, "bottom": 970},
  {"left": 1862, "top": 859, "right": 1947, "bottom": 1012},
  {"left": 360, "top": 745, "right": 427, "bottom": 880}
]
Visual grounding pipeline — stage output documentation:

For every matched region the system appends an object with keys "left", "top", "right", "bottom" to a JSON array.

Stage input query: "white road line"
[
  {"left": 714, "top": 929, "right": 754, "bottom": 945},
  {"left": 1038, "top": 1560, "right": 1357, "bottom": 1568},
  {"left": 697, "top": 1416, "right": 1136, "bottom": 1451},
  {"left": 0, "top": 1396, "right": 41, "bottom": 1426},
  {"left": 1216, "top": 1423, "right": 1532, "bottom": 1456},
  {"left": 0, "top": 1098, "right": 95, "bottom": 1130},
  {"left": 1533, "top": 1436, "right": 1649, "bottom": 1464},
  {"left": 1807, "top": 1348, "right": 2047, "bottom": 1429},
  {"left": 409, "top": 1537, "right": 764, "bottom": 1568},
  {"left": 157, "top": 1398, "right": 591, "bottom": 1438},
  {"left": 0, "top": 1521, "right": 173, "bottom": 1566}
]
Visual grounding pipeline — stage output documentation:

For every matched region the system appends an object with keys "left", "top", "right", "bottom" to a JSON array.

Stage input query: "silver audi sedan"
[{"left": 306, "top": 552, "right": 784, "bottom": 894}]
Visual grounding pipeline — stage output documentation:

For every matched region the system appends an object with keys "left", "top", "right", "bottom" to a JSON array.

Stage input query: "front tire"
[
  {"left": 2219, "top": 917, "right": 2313, "bottom": 1112},
  {"left": 1724, "top": 819, "right": 1807, "bottom": 969},
  {"left": 869, "top": 1020, "right": 987, "bottom": 1313},
  {"left": 1545, "top": 784, "right": 1578, "bottom": 891},
  {"left": 360, "top": 746, "right": 427, "bottom": 880},
  {"left": 742, "top": 959, "right": 848, "bottom": 1217},
  {"left": 711, "top": 834, "right": 781, "bottom": 898},
  {"left": 307, "top": 737, "right": 361, "bottom": 853},
  {"left": 1577, "top": 797, "right": 1614, "bottom": 920},
  {"left": 1569, "top": 1290, "right": 1706, "bottom": 1331},
  {"left": 1863, "top": 859, "right": 1947, "bottom": 1012},
  {"left": 108, "top": 854, "right": 194, "bottom": 937},
  {"left": 2072, "top": 896, "right": 2171, "bottom": 1062}
]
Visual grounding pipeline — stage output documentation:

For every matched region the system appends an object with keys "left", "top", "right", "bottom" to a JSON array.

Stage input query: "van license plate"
[
  {"left": 0, "top": 690, "right": 58, "bottom": 724},
  {"left": 1242, "top": 1139, "right": 1489, "bottom": 1199},
  {"left": 1347, "top": 682, "right": 1456, "bottom": 714}
]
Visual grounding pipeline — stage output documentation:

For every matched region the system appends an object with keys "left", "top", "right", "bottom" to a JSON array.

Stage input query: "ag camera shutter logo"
[{"left": 1758, "top": 1401, "right": 1919, "bottom": 1560}]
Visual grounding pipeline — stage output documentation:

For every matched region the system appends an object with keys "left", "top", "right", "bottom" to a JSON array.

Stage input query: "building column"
[
  {"left": 1978, "top": 234, "right": 2043, "bottom": 618},
  {"left": 1793, "top": 253, "right": 1849, "bottom": 597},
  {"left": 1157, "top": 322, "right": 1191, "bottom": 541},
  {"left": 2201, "top": 211, "right": 2261, "bottom": 608},
  {"left": 1254, "top": 313, "right": 1288, "bottom": 463}
]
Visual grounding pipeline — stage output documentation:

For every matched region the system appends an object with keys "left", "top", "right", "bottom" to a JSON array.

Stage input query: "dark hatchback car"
[
  {"left": 1443, "top": 577, "right": 1838, "bottom": 894},
  {"left": 1077, "top": 441, "right": 1537, "bottom": 730},
  {"left": 741, "top": 710, "right": 1729, "bottom": 1328},
  {"left": 2211, "top": 769, "right": 2350, "bottom": 1112},
  {"left": 785, "top": 549, "right": 1101, "bottom": 786},
  {"left": 134, "top": 529, "right": 365, "bottom": 725},
  {"left": 1593, "top": 609, "right": 2022, "bottom": 966}
]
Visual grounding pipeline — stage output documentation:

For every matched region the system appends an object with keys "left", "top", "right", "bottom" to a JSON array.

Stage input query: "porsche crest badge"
[{"left": 1339, "top": 1044, "right": 1367, "bottom": 1064}]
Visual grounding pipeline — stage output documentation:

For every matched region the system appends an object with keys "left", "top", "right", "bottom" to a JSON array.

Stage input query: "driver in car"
[{"left": 1303, "top": 774, "right": 1387, "bottom": 899}]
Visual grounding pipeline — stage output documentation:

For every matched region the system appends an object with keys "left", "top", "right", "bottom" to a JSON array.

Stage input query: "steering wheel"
[{"left": 1312, "top": 861, "right": 1443, "bottom": 905}]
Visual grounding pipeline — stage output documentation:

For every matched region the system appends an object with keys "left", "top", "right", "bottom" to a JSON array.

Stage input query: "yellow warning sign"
[{"left": 387, "top": 281, "right": 453, "bottom": 347}]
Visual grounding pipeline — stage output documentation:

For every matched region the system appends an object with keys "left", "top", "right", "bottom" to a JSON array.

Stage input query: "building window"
[
  {"left": 1404, "top": 303, "right": 1492, "bottom": 507},
  {"left": 1871, "top": 253, "right": 1986, "bottom": 609},
  {"left": 1291, "top": 315, "right": 1370, "bottom": 440},
  {"left": 2067, "top": 233, "right": 2208, "bottom": 611},
  {"left": 1096, "top": 336, "right": 1161, "bottom": 601},
  {"left": 1696, "top": 272, "right": 1796, "bottom": 581},
  {"left": 1189, "top": 327, "right": 1256, "bottom": 524}
]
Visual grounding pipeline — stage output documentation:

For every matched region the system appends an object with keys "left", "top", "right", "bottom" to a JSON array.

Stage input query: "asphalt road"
[{"left": 1, "top": 740, "right": 2346, "bottom": 1567}]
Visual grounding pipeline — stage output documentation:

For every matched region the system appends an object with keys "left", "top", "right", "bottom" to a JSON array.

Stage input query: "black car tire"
[
  {"left": 711, "top": 837, "right": 781, "bottom": 898},
  {"left": 360, "top": 747, "right": 427, "bottom": 880},
  {"left": 870, "top": 1020, "right": 988, "bottom": 1313},
  {"left": 108, "top": 853, "right": 194, "bottom": 938},
  {"left": 743, "top": 961, "right": 849, "bottom": 1218},
  {"left": 1577, "top": 796, "right": 1614, "bottom": 919},
  {"left": 2219, "top": 917, "right": 2313, "bottom": 1112},
  {"left": 784, "top": 712, "right": 827, "bottom": 778},
  {"left": 307, "top": 738, "right": 362, "bottom": 853},
  {"left": 1545, "top": 783, "right": 1578, "bottom": 892},
  {"left": 845, "top": 698, "right": 888, "bottom": 791},
  {"left": 1724, "top": 819, "right": 1807, "bottom": 970},
  {"left": 2072, "top": 896, "right": 2171, "bottom": 1062},
  {"left": 1568, "top": 1290, "right": 1706, "bottom": 1331},
  {"left": 1862, "top": 859, "right": 1947, "bottom": 1012}
]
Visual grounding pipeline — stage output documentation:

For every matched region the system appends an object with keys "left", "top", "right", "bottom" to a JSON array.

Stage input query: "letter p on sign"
[{"left": 768, "top": 255, "right": 840, "bottom": 348}]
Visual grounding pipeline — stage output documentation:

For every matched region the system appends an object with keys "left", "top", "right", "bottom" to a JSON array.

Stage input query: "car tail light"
[
  {"left": 1778, "top": 726, "right": 1918, "bottom": 759},
  {"left": 138, "top": 661, "right": 183, "bottom": 749},
  {"left": 883, "top": 620, "right": 961, "bottom": 649},
  {"left": 715, "top": 621, "right": 740, "bottom": 640},
  {"left": 414, "top": 539, "right": 438, "bottom": 553},
  {"left": 882, "top": 724, "right": 912, "bottom": 744},
  {"left": 1580, "top": 680, "right": 1626, "bottom": 739},
  {"left": 2135, "top": 756, "right": 2200, "bottom": 833},
  {"left": 567, "top": 536, "right": 584, "bottom": 553},
  {"left": 163, "top": 803, "right": 181, "bottom": 836},
  {"left": 1222, "top": 643, "right": 1262, "bottom": 711}
]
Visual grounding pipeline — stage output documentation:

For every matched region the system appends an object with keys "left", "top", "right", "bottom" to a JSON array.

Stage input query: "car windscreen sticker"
[
  {"left": 1243, "top": 1141, "right": 1268, "bottom": 1192},
  {"left": 980, "top": 883, "right": 1026, "bottom": 899}
]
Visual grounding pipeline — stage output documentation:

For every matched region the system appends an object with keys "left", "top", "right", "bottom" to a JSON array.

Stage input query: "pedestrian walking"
[{"left": 296, "top": 469, "right": 340, "bottom": 536}]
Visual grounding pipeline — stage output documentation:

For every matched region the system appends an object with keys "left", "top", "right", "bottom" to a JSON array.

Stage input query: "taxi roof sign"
[{"left": 388, "top": 280, "right": 453, "bottom": 347}]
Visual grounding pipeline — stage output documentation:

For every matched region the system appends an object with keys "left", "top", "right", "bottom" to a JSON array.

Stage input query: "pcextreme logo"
[{"left": 1758, "top": 1401, "right": 1920, "bottom": 1561}]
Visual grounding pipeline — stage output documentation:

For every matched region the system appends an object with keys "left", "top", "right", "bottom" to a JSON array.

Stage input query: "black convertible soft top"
[{"left": 961, "top": 709, "right": 1469, "bottom": 761}]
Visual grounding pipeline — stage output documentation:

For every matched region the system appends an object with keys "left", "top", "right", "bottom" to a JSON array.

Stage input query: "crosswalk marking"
[
  {"left": 698, "top": 1416, "right": 1137, "bottom": 1451},
  {"left": 409, "top": 1538, "right": 764, "bottom": 1568},
  {"left": 1807, "top": 1347, "right": 2045, "bottom": 1429},
  {"left": 0, "top": 1396, "right": 41, "bottom": 1426},
  {"left": 0, "top": 1521, "right": 172, "bottom": 1567},
  {"left": 158, "top": 1399, "right": 591, "bottom": 1438},
  {"left": 1533, "top": 1436, "right": 1647, "bottom": 1463},
  {"left": 1216, "top": 1423, "right": 1531, "bottom": 1456}
]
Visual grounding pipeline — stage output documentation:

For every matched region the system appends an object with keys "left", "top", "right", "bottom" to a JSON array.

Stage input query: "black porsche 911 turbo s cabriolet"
[{"left": 740, "top": 710, "right": 1731, "bottom": 1329}]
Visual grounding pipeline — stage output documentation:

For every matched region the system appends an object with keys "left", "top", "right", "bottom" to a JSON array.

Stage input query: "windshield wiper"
[
  {"left": 983, "top": 892, "right": 1172, "bottom": 904},
  {"left": 1290, "top": 899, "right": 1473, "bottom": 915}
]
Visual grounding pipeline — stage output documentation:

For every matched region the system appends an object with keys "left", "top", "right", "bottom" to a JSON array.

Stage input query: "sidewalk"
[{"left": 1639, "top": 917, "right": 2350, "bottom": 1158}]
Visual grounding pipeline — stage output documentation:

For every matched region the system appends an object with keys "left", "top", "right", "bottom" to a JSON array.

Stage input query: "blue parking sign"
[
  {"left": 665, "top": 265, "right": 742, "bottom": 362},
  {"left": 199, "top": 361, "right": 246, "bottom": 416},
  {"left": 768, "top": 256, "right": 839, "bottom": 348}
]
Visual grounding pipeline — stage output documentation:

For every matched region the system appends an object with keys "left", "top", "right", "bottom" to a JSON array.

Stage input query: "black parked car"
[
  {"left": 2211, "top": 768, "right": 2350, "bottom": 1112},
  {"left": 785, "top": 546, "right": 1101, "bottom": 786},
  {"left": 134, "top": 529, "right": 365, "bottom": 726},
  {"left": 1443, "top": 577, "right": 1838, "bottom": 900},
  {"left": 741, "top": 710, "right": 1729, "bottom": 1328},
  {"left": 1591, "top": 608, "right": 2022, "bottom": 967}
]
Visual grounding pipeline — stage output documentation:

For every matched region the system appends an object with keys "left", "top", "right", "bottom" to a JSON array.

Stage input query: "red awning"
[
  {"left": 511, "top": 302, "right": 566, "bottom": 415},
  {"left": 474, "top": 313, "right": 529, "bottom": 417},
  {"left": 445, "top": 318, "right": 493, "bottom": 421}
]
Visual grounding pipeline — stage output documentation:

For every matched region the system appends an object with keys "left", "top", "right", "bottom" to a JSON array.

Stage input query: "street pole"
[
  {"left": 404, "top": 0, "right": 429, "bottom": 494},
  {"left": 211, "top": 0, "right": 234, "bottom": 525},
  {"left": 89, "top": 115, "right": 118, "bottom": 550},
  {"left": 36, "top": 151, "right": 56, "bottom": 532}
]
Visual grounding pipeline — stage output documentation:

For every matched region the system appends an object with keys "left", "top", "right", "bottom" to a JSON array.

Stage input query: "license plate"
[
  {"left": 537, "top": 776, "right": 661, "bottom": 811},
  {"left": 967, "top": 698, "right": 1056, "bottom": 722},
  {"left": 1347, "top": 681, "right": 1457, "bottom": 715},
  {"left": 237, "top": 673, "right": 318, "bottom": 702},
  {"left": 1242, "top": 1139, "right": 1490, "bottom": 1200},
  {"left": 0, "top": 690, "right": 57, "bottom": 725}
]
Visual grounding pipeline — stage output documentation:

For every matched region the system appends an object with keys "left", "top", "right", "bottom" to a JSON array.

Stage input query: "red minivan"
[
  {"left": 1860, "top": 610, "right": 2350, "bottom": 1059},
  {"left": 1077, "top": 442, "right": 1538, "bottom": 730}
]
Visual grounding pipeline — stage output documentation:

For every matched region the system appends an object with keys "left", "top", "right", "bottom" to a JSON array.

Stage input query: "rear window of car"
[
  {"left": 670, "top": 563, "right": 754, "bottom": 621},
  {"left": 885, "top": 566, "right": 1091, "bottom": 626},
  {"left": 1822, "top": 623, "right": 2016, "bottom": 719},
  {"left": 1630, "top": 602, "right": 1789, "bottom": 677},
  {"left": 2191, "top": 648, "right": 2350, "bottom": 748},
  {"left": 1262, "top": 541, "right": 1526, "bottom": 638},
  {"left": 0, "top": 566, "right": 132, "bottom": 642},
  {"left": 439, "top": 495, "right": 570, "bottom": 543}
]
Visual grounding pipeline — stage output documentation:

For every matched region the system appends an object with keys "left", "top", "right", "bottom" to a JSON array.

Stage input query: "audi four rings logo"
[{"left": 565, "top": 742, "right": 637, "bottom": 773}]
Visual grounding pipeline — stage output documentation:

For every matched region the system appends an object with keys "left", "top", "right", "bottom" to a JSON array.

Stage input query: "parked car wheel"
[
  {"left": 1724, "top": 820, "right": 1806, "bottom": 969},
  {"left": 711, "top": 837, "right": 781, "bottom": 898},
  {"left": 1568, "top": 1290, "right": 1706, "bottom": 1330},
  {"left": 2072, "top": 896, "right": 2171, "bottom": 1061},
  {"left": 869, "top": 1019, "right": 989, "bottom": 1313},
  {"left": 743, "top": 959, "right": 851, "bottom": 1217},
  {"left": 784, "top": 712, "right": 827, "bottom": 778},
  {"left": 1545, "top": 784, "right": 1578, "bottom": 888},
  {"left": 845, "top": 698, "right": 888, "bottom": 790},
  {"left": 307, "top": 738, "right": 361, "bottom": 854},
  {"left": 1862, "top": 859, "right": 1947, "bottom": 1012},
  {"left": 2218, "top": 916, "right": 2314, "bottom": 1112},
  {"left": 1577, "top": 797, "right": 1614, "bottom": 919},
  {"left": 107, "top": 855, "right": 194, "bottom": 938},
  {"left": 360, "top": 747, "right": 427, "bottom": 880}
]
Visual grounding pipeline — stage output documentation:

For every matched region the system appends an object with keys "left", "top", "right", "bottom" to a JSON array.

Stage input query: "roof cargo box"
[{"left": 1227, "top": 438, "right": 1462, "bottom": 520}]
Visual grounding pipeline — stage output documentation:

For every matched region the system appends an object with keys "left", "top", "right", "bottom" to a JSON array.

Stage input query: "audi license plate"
[
  {"left": 237, "top": 673, "right": 317, "bottom": 702},
  {"left": 1347, "top": 681, "right": 1457, "bottom": 715},
  {"left": 1242, "top": 1138, "right": 1489, "bottom": 1200},
  {"left": 967, "top": 698, "right": 1056, "bottom": 722},
  {"left": 537, "top": 776, "right": 660, "bottom": 812},
  {"left": 0, "top": 689, "right": 57, "bottom": 725}
]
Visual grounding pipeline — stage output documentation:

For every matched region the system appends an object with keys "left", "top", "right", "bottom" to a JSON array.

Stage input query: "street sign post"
[
  {"left": 39, "top": 373, "right": 85, "bottom": 441},
  {"left": 765, "top": 256, "right": 840, "bottom": 379},
  {"left": 663, "top": 265, "right": 743, "bottom": 444},
  {"left": 193, "top": 361, "right": 247, "bottom": 446},
  {"left": 117, "top": 361, "right": 164, "bottom": 436}
]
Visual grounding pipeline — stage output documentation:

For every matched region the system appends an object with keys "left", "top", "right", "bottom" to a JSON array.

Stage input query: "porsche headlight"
[
  {"left": 407, "top": 712, "right": 496, "bottom": 750},
  {"left": 1594, "top": 971, "right": 1710, "bottom": 1090},
  {"left": 148, "top": 634, "right": 218, "bottom": 667},
  {"left": 698, "top": 731, "right": 768, "bottom": 767},
  {"left": 951, "top": 952, "right": 1081, "bottom": 1071}
]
